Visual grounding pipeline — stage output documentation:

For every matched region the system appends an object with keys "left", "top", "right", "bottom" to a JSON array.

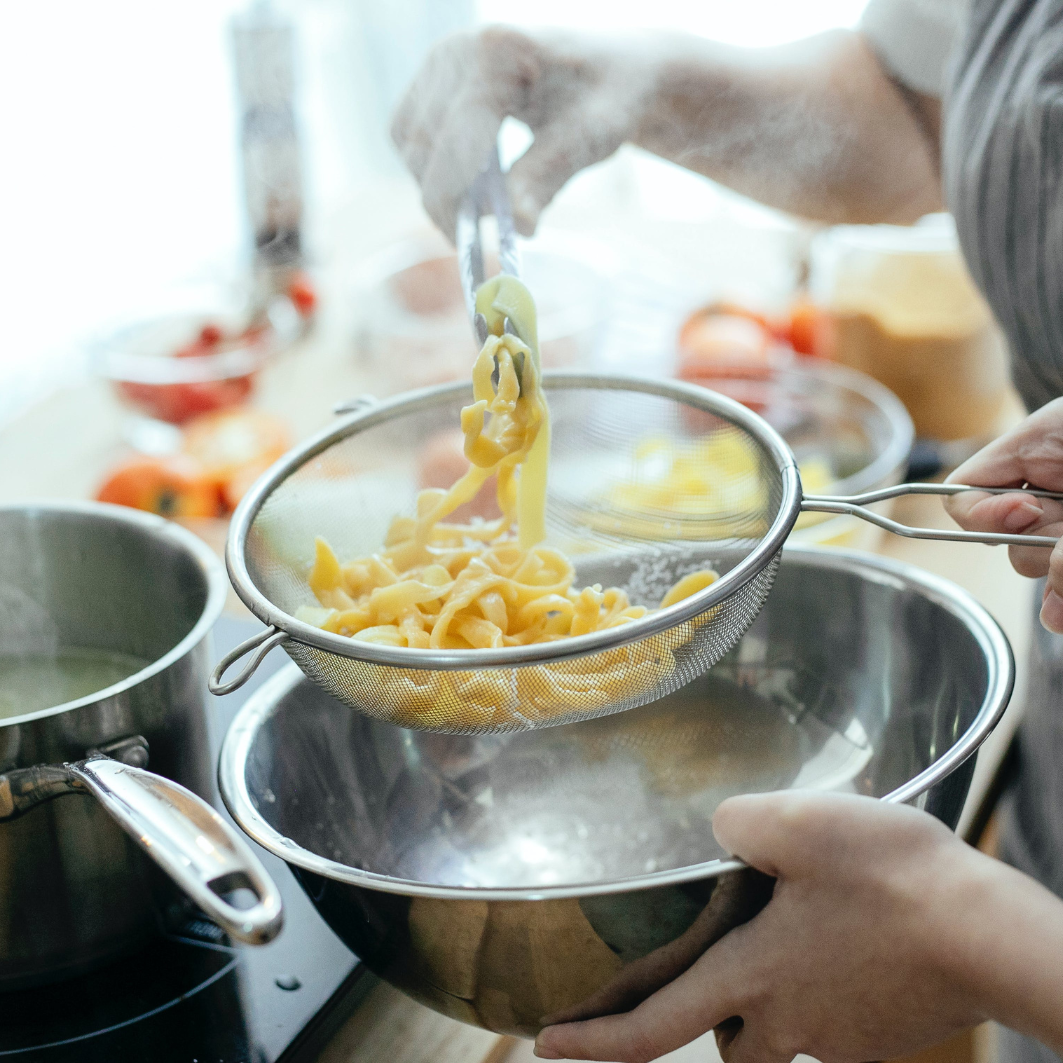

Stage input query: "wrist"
[
  {"left": 923, "top": 842, "right": 1007, "bottom": 1017},
  {"left": 932, "top": 843, "right": 1063, "bottom": 1050}
]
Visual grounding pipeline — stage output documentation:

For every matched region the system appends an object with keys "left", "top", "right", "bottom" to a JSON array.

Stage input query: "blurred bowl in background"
[
  {"left": 685, "top": 357, "right": 914, "bottom": 549},
  {"left": 348, "top": 234, "right": 612, "bottom": 393},
  {"left": 94, "top": 280, "right": 300, "bottom": 454},
  {"left": 99, "top": 316, "right": 272, "bottom": 426}
]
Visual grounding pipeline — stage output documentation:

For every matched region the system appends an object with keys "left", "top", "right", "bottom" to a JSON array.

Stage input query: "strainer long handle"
[{"left": 801, "top": 482, "right": 1063, "bottom": 548}]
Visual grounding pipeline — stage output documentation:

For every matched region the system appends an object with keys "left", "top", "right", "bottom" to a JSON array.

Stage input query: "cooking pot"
[
  {"left": 218, "top": 547, "right": 1012, "bottom": 1037},
  {"left": 0, "top": 502, "right": 281, "bottom": 990}
]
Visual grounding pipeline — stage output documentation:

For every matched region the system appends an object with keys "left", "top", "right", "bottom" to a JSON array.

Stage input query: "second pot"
[{"left": 0, "top": 502, "right": 282, "bottom": 990}]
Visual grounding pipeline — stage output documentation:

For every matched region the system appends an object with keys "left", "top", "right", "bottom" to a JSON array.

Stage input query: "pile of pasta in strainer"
[{"left": 295, "top": 279, "right": 718, "bottom": 660}]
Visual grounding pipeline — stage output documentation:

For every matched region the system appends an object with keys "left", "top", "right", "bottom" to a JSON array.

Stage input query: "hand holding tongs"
[
  {"left": 455, "top": 146, "right": 526, "bottom": 385},
  {"left": 451, "top": 154, "right": 1063, "bottom": 552}
]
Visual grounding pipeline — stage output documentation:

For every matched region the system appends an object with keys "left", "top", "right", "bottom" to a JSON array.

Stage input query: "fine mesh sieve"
[
  {"left": 212, "top": 371, "right": 1062, "bottom": 735},
  {"left": 213, "top": 375, "right": 800, "bottom": 733}
]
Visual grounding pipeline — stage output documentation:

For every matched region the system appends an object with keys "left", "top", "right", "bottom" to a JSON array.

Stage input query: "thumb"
[
  {"left": 507, "top": 107, "right": 628, "bottom": 235},
  {"left": 711, "top": 793, "right": 805, "bottom": 878}
]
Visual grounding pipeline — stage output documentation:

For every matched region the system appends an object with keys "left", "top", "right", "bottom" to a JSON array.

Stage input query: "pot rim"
[
  {"left": 217, "top": 544, "right": 1015, "bottom": 902},
  {"left": 0, "top": 500, "right": 227, "bottom": 728}
]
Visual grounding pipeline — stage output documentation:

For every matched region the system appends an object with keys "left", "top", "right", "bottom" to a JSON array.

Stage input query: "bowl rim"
[
  {"left": 0, "top": 500, "right": 227, "bottom": 728},
  {"left": 217, "top": 544, "right": 1014, "bottom": 901},
  {"left": 688, "top": 356, "right": 915, "bottom": 500}
]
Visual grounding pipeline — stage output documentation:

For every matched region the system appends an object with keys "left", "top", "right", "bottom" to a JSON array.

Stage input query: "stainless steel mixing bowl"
[{"left": 219, "top": 546, "right": 1013, "bottom": 1037}]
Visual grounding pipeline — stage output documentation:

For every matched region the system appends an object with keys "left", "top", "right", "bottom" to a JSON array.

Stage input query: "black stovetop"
[{"left": 0, "top": 618, "right": 370, "bottom": 1063}]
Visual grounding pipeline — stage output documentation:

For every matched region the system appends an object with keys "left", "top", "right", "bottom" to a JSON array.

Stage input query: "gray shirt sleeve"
[{"left": 859, "top": 0, "right": 969, "bottom": 96}]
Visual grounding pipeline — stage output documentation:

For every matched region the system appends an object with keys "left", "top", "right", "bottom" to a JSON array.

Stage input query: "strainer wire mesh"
[{"left": 227, "top": 374, "right": 801, "bottom": 734}]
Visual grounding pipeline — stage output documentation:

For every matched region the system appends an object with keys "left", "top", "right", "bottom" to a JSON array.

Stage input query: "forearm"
[
  {"left": 947, "top": 849, "right": 1063, "bottom": 1053},
  {"left": 631, "top": 30, "right": 943, "bottom": 224}
]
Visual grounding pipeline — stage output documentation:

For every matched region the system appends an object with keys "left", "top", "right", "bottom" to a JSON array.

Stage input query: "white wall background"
[{"left": 0, "top": 0, "right": 869, "bottom": 424}]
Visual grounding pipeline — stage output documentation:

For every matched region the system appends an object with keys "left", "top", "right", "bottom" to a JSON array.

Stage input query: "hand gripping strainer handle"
[{"left": 802, "top": 482, "right": 1063, "bottom": 547}]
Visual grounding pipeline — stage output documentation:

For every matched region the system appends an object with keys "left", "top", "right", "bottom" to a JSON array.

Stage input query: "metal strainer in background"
[{"left": 211, "top": 372, "right": 1060, "bottom": 735}]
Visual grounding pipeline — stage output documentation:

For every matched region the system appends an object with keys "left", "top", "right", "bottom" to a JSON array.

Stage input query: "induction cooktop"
[{"left": 0, "top": 617, "right": 371, "bottom": 1063}]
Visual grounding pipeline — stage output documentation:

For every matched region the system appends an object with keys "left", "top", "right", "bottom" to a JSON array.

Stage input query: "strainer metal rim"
[
  {"left": 217, "top": 545, "right": 1015, "bottom": 902},
  {"left": 225, "top": 372, "right": 802, "bottom": 670}
]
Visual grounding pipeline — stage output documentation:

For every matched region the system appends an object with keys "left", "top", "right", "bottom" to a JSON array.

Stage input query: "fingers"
[
  {"left": 942, "top": 489, "right": 1063, "bottom": 580},
  {"left": 535, "top": 938, "right": 743, "bottom": 1062},
  {"left": 713, "top": 791, "right": 881, "bottom": 878},
  {"left": 1042, "top": 541, "right": 1063, "bottom": 633},
  {"left": 391, "top": 33, "right": 474, "bottom": 182},
  {"left": 420, "top": 96, "right": 506, "bottom": 238},
  {"left": 946, "top": 396, "right": 1063, "bottom": 491},
  {"left": 943, "top": 490, "right": 1045, "bottom": 535},
  {"left": 391, "top": 28, "right": 539, "bottom": 239},
  {"left": 507, "top": 108, "right": 628, "bottom": 235},
  {"left": 944, "top": 404, "right": 1063, "bottom": 592}
]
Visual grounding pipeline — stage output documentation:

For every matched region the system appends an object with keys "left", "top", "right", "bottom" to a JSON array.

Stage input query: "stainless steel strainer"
[{"left": 210, "top": 371, "right": 1061, "bottom": 734}]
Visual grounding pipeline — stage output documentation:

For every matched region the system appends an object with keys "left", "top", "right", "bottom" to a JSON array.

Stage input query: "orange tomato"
[
  {"left": 787, "top": 297, "right": 825, "bottom": 357},
  {"left": 96, "top": 456, "right": 222, "bottom": 519},
  {"left": 287, "top": 272, "right": 317, "bottom": 317},
  {"left": 677, "top": 309, "right": 772, "bottom": 382}
]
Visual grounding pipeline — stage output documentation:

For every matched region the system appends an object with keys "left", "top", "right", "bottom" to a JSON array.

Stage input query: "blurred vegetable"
[
  {"left": 182, "top": 408, "right": 291, "bottom": 509},
  {"left": 116, "top": 375, "right": 255, "bottom": 425},
  {"left": 286, "top": 272, "right": 317, "bottom": 318},
  {"left": 677, "top": 297, "right": 827, "bottom": 380},
  {"left": 96, "top": 409, "right": 291, "bottom": 519},
  {"left": 96, "top": 456, "right": 222, "bottom": 518},
  {"left": 786, "top": 296, "right": 823, "bottom": 357},
  {"left": 677, "top": 307, "right": 772, "bottom": 383}
]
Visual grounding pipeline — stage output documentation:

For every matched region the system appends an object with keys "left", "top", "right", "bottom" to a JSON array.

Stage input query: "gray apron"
[{"left": 947, "top": 4, "right": 1063, "bottom": 1058}]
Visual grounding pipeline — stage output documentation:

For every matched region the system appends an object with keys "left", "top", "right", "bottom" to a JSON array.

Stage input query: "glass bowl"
[
  {"left": 348, "top": 234, "right": 611, "bottom": 393},
  {"left": 681, "top": 356, "right": 915, "bottom": 548},
  {"left": 94, "top": 282, "right": 290, "bottom": 452}
]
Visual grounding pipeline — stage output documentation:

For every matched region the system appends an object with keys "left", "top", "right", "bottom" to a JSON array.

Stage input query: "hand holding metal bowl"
[
  {"left": 0, "top": 503, "right": 282, "bottom": 989},
  {"left": 218, "top": 548, "right": 1012, "bottom": 1037}
]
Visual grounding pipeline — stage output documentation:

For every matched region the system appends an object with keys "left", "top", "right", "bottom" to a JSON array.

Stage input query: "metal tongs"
[{"left": 455, "top": 146, "right": 525, "bottom": 389}]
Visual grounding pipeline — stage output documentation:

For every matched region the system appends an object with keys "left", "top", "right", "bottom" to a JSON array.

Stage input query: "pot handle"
[
  {"left": 210, "top": 625, "right": 290, "bottom": 696},
  {"left": 68, "top": 754, "right": 284, "bottom": 945}
]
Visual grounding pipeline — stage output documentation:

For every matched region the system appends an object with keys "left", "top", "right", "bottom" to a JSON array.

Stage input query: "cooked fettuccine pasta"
[{"left": 296, "top": 280, "right": 717, "bottom": 659}]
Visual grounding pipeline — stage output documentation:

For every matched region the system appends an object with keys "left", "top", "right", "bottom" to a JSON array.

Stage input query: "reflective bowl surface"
[{"left": 219, "top": 546, "right": 1011, "bottom": 1036}]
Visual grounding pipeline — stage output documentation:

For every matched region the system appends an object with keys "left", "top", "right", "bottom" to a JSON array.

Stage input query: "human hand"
[
  {"left": 391, "top": 28, "right": 654, "bottom": 239},
  {"left": 944, "top": 398, "right": 1063, "bottom": 632},
  {"left": 535, "top": 792, "right": 991, "bottom": 1063}
]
